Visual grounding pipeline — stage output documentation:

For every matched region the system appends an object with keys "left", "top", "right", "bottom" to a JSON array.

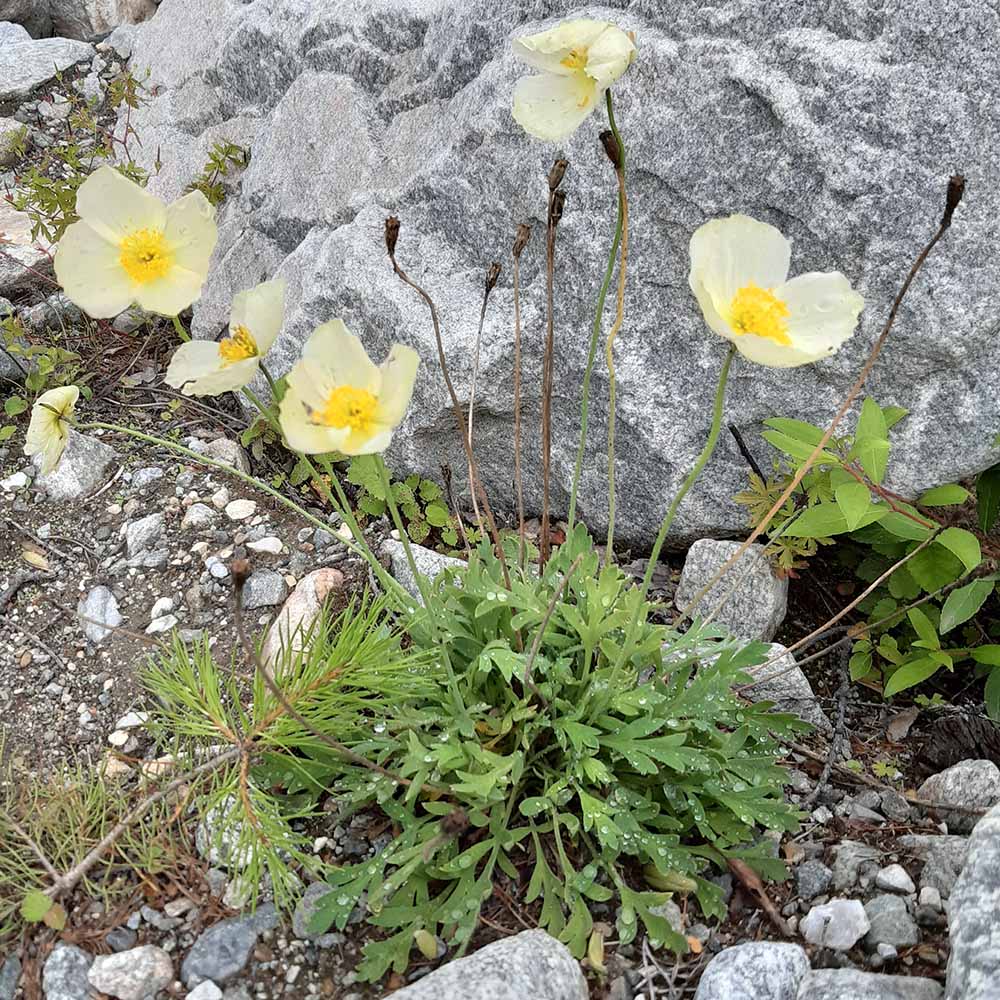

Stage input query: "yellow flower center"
[
  {"left": 560, "top": 47, "right": 588, "bottom": 72},
  {"left": 317, "top": 386, "right": 377, "bottom": 433},
  {"left": 118, "top": 228, "right": 173, "bottom": 284},
  {"left": 727, "top": 283, "right": 791, "bottom": 346},
  {"left": 218, "top": 325, "right": 259, "bottom": 365}
]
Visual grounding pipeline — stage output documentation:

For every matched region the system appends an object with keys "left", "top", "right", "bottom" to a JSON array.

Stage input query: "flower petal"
[
  {"left": 75, "top": 165, "right": 166, "bottom": 244},
  {"left": 775, "top": 271, "right": 865, "bottom": 364},
  {"left": 374, "top": 344, "right": 420, "bottom": 429},
  {"left": 512, "top": 72, "right": 599, "bottom": 142},
  {"left": 279, "top": 371, "right": 350, "bottom": 455},
  {"left": 54, "top": 221, "right": 136, "bottom": 318},
  {"left": 342, "top": 426, "right": 395, "bottom": 456},
  {"left": 230, "top": 277, "right": 285, "bottom": 354},
  {"left": 165, "top": 190, "right": 218, "bottom": 280},
  {"left": 689, "top": 214, "right": 791, "bottom": 320},
  {"left": 303, "top": 320, "right": 380, "bottom": 392},
  {"left": 165, "top": 340, "right": 261, "bottom": 396},
  {"left": 583, "top": 23, "right": 636, "bottom": 89},
  {"left": 24, "top": 385, "right": 78, "bottom": 474},
  {"left": 133, "top": 267, "right": 207, "bottom": 317},
  {"left": 728, "top": 334, "right": 819, "bottom": 368},
  {"left": 512, "top": 18, "right": 609, "bottom": 75}
]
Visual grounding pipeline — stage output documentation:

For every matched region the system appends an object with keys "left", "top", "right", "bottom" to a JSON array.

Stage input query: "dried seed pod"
[
  {"left": 548, "top": 158, "right": 568, "bottom": 191},
  {"left": 599, "top": 129, "right": 621, "bottom": 170},
  {"left": 512, "top": 223, "right": 532, "bottom": 258},
  {"left": 384, "top": 215, "right": 401, "bottom": 257},
  {"left": 485, "top": 261, "right": 502, "bottom": 292},
  {"left": 549, "top": 189, "right": 567, "bottom": 228},
  {"left": 942, "top": 174, "right": 966, "bottom": 228}
]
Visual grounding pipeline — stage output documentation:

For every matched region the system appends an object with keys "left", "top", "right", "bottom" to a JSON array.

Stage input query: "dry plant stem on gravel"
[
  {"left": 384, "top": 216, "right": 513, "bottom": 592},
  {"left": 539, "top": 160, "right": 568, "bottom": 568},
  {"left": 601, "top": 101, "right": 628, "bottom": 566},
  {"left": 674, "top": 173, "right": 966, "bottom": 626},
  {"left": 466, "top": 262, "right": 502, "bottom": 532},
  {"left": 512, "top": 223, "right": 532, "bottom": 570}
]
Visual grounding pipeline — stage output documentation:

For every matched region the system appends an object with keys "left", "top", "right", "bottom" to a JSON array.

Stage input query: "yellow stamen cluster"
[
  {"left": 560, "top": 47, "right": 588, "bottom": 71},
  {"left": 727, "top": 282, "right": 791, "bottom": 346},
  {"left": 118, "top": 228, "right": 173, "bottom": 284},
  {"left": 317, "top": 386, "right": 377, "bottom": 433},
  {"left": 218, "top": 325, "right": 259, "bottom": 365}
]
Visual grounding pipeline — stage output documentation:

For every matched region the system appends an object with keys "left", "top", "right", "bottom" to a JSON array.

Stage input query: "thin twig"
[
  {"left": 675, "top": 175, "right": 966, "bottom": 626},
  {"left": 803, "top": 648, "right": 850, "bottom": 807},
  {"left": 539, "top": 161, "right": 568, "bottom": 568},
  {"left": 512, "top": 224, "right": 532, "bottom": 571},
  {"left": 385, "top": 217, "right": 513, "bottom": 593},
  {"left": 0, "top": 569, "right": 54, "bottom": 611},
  {"left": 467, "top": 262, "right": 501, "bottom": 533},
  {"left": 1, "top": 808, "right": 62, "bottom": 881}
]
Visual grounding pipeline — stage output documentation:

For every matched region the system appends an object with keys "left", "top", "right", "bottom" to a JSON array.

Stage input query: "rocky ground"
[{"left": 3, "top": 10, "right": 1000, "bottom": 1000}]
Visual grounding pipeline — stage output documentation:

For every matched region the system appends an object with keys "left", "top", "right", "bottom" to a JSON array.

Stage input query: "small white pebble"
[
  {"left": 211, "top": 488, "right": 230, "bottom": 509},
  {"left": 107, "top": 730, "right": 129, "bottom": 747},
  {"left": 247, "top": 536, "right": 283, "bottom": 555},
  {"left": 335, "top": 522, "right": 353, "bottom": 542},
  {"left": 225, "top": 499, "right": 257, "bottom": 521}
]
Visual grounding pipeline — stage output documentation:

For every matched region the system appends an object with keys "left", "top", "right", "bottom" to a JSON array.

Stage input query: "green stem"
[
  {"left": 568, "top": 111, "right": 623, "bottom": 532},
  {"left": 171, "top": 315, "right": 190, "bottom": 343},
  {"left": 610, "top": 346, "right": 737, "bottom": 676}
]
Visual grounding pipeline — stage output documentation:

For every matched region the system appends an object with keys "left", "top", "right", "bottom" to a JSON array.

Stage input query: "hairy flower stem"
[
  {"left": 602, "top": 94, "right": 628, "bottom": 566},
  {"left": 610, "top": 346, "right": 737, "bottom": 678},
  {"left": 512, "top": 224, "right": 532, "bottom": 570},
  {"left": 467, "top": 263, "right": 501, "bottom": 533},
  {"left": 171, "top": 314, "right": 190, "bottom": 342},
  {"left": 568, "top": 114, "right": 623, "bottom": 533}
]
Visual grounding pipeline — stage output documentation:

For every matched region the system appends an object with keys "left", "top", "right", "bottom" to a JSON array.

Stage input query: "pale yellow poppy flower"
[
  {"left": 164, "top": 278, "right": 285, "bottom": 396},
  {"left": 279, "top": 320, "right": 419, "bottom": 456},
  {"left": 689, "top": 214, "right": 864, "bottom": 367},
  {"left": 23, "top": 385, "right": 79, "bottom": 474},
  {"left": 54, "top": 166, "right": 218, "bottom": 319},
  {"left": 512, "top": 18, "right": 636, "bottom": 142}
]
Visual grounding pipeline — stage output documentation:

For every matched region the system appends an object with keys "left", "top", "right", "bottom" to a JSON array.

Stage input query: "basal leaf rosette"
[
  {"left": 54, "top": 166, "right": 218, "bottom": 318},
  {"left": 165, "top": 278, "right": 285, "bottom": 396},
  {"left": 23, "top": 385, "right": 79, "bottom": 474},
  {"left": 689, "top": 214, "right": 864, "bottom": 367},
  {"left": 279, "top": 320, "right": 419, "bottom": 456},
  {"left": 512, "top": 18, "right": 636, "bottom": 141}
]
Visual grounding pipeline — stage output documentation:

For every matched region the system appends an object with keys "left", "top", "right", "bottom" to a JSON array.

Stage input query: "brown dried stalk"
[
  {"left": 512, "top": 223, "right": 532, "bottom": 570},
  {"left": 675, "top": 174, "right": 966, "bottom": 625},
  {"left": 384, "top": 216, "right": 512, "bottom": 591}
]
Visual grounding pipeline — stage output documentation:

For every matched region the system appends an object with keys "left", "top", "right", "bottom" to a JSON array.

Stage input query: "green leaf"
[
  {"left": 425, "top": 503, "right": 450, "bottom": 528},
  {"left": 856, "top": 396, "right": 888, "bottom": 441},
  {"left": 0, "top": 425, "right": 16, "bottom": 442},
  {"left": 849, "top": 651, "right": 872, "bottom": 680},
  {"left": 985, "top": 670, "right": 1000, "bottom": 721},
  {"left": 761, "top": 418, "right": 826, "bottom": 446},
  {"left": 908, "top": 545, "right": 964, "bottom": 593},
  {"left": 834, "top": 482, "right": 872, "bottom": 530},
  {"left": 907, "top": 607, "right": 940, "bottom": 650},
  {"left": 976, "top": 463, "right": 1000, "bottom": 533},
  {"left": 918, "top": 484, "right": 970, "bottom": 507},
  {"left": 20, "top": 890, "right": 52, "bottom": 922},
  {"left": 761, "top": 429, "right": 839, "bottom": 465},
  {"left": 853, "top": 437, "right": 890, "bottom": 485},
  {"left": 937, "top": 527, "right": 982, "bottom": 573},
  {"left": 879, "top": 511, "right": 934, "bottom": 541},
  {"left": 939, "top": 580, "right": 995, "bottom": 634},
  {"left": 779, "top": 501, "right": 883, "bottom": 538},
  {"left": 972, "top": 645, "right": 1000, "bottom": 667},
  {"left": 882, "top": 405, "right": 909, "bottom": 429},
  {"left": 4, "top": 396, "right": 27, "bottom": 416},
  {"left": 884, "top": 657, "right": 941, "bottom": 698}
]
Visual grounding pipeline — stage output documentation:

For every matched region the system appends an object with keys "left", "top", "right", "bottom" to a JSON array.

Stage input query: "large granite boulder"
[
  {"left": 0, "top": 1, "right": 155, "bottom": 38},
  {"left": 122, "top": 0, "right": 999, "bottom": 545}
]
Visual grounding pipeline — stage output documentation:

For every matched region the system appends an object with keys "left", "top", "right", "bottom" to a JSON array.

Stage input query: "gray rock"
[
  {"left": 187, "top": 437, "right": 251, "bottom": 475},
  {"left": 918, "top": 760, "right": 1000, "bottom": 833},
  {"left": 386, "top": 930, "right": 586, "bottom": 1000},
  {"left": 87, "top": 945, "right": 173, "bottom": 1000},
  {"left": 195, "top": 797, "right": 250, "bottom": 870},
  {"left": 122, "top": 0, "right": 1000, "bottom": 545},
  {"left": 694, "top": 942, "right": 809, "bottom": 1000},
  {"left": 832, "top": 840, "right": 881, "bottom": 891},
  {"left": 0, "top": 6, "right": 49, "bottom": 37},
  {"left": 796, "top": 970, "right": 943, "bottom": 1000},
  {"left": 0, "top": 202, "right": 50, "bottom": 298},
  {"left": 131, "top": 466, "right": 164, "bottom": 490},
  {"left": 186, "top": 983, "right": 223, "bottom": 1000},
  {"left": 42, "top": 944, "right": 93, "bottom": 1000},
  {"left": 0, "top": 957, "right": 20, "bottom": 1000},
  {"left": 182, "top": 503, "right": 219, "bottom": 530},
  {"left": 675, "top": 541, "right": 787, "bottom": 642},
  {"left": 50, "top": 0, "right": 158, "bottom": 41},
  {"left": 864, "top": 894, "right": 919, "bottom": 949},
  {"left": 876, "top": 864, "right": 917, "bottom": 895},
  {"left": 291, "top": 882, "right": 332, "bottom": 940},
  {"left": 0, "top": 37, "right": 94, "bottom": 101},
  {"left": 20, "top": 294, "right": 86, "bottom": 335},
  {"left": 180, "top": 906, "right": 279, "bottom": 987},
  {"left": 104, "top": 927, "right": 138, "bottom": 952},
  {"left": 33, "top": 430, "right": 118, "bottom": 501},
  {"left": 107, "top": 22, "right": 138, "bottom": 59},
  {"left": 78, "top": 585, "right": 123, "bottom": 643},
  {"left": 800, "top": 898, "right": 870, "bottom": 951},
  {"left": 944, "top": 802, "right": 1000, "bottom": 999},
  {"left": 383, "top": 539, "right": 464, "bottom": 605},
  {"left": 796, "top": 859, "right": 833, "bottom": 900},
  {"left": 125, "top": 512, "right": 165, "bottom": 558},
  {"left": 741, "top": 643, "right": 831, "bottom": 732},
  {"left": 241, "top": 569, "right": 289, "bottom": 610}
]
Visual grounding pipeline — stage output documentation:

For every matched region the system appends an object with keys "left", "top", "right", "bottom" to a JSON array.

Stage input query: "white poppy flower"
[
  {"left": 164, "top": 278, "right": 286, "bottom": 396},
  {"left": 54, "top": 166, "right": 218, "bottom": 319},
  {"left": 689, "top": 214, "right": 865, "bottom": 367},
  {"left": 279, "top": 320, "right": 419, "bottom": 456},
  {"left": 512, "top": 18, "right": 636, "bottom": 142},
  {"left": 23, "top": 385, "right": 79, "bottom": 474}
]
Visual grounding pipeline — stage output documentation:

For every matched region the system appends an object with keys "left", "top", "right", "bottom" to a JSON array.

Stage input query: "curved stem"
[
  {"left": 171, "top": 314, "right": 190, "bottom": 343},
  {"left": 603, "top": 91, "right": 628, "bottom": 565},
  {"left": 610, "top": 346, "right": 737, "bottom": 675}
]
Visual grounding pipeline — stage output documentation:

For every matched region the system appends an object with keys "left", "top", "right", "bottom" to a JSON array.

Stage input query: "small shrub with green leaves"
[
  {"left": 185, "top": 141, "right": 250, "bottom": 207},
  {"left": 737, "top": 398, "right": 1000, "bottom": 712}
]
